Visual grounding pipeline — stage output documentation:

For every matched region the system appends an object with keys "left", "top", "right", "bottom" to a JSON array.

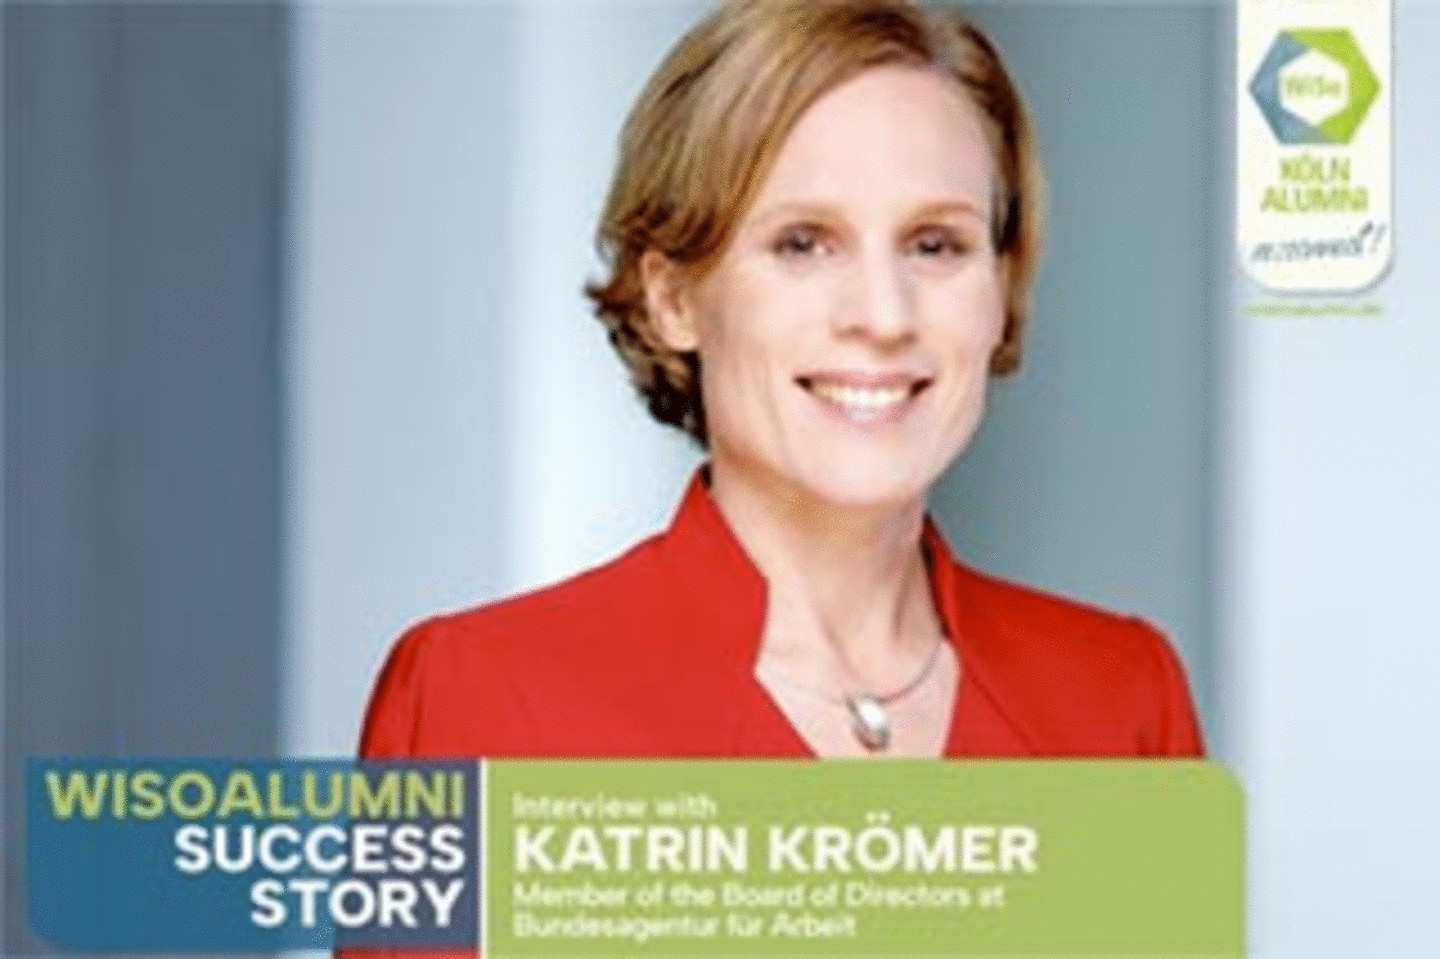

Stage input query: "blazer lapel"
[{"left": 653, "top": 472, "right": 1067, "bottom": 758}]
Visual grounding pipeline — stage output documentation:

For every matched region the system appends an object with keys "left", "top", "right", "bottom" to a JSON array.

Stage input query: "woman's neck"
[{"left": 707, "top": 456, "right": 939, "bottom": 680}]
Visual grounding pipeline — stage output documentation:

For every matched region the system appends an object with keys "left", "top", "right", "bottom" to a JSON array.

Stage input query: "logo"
[
  {"left": 1237, "top": 2, "right": 1391, "bottom": 292},
  {"left": 1249, "top": 29, "right": 1379, "bottom": 145}
]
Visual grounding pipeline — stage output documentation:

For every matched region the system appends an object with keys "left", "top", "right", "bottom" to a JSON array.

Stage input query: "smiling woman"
[
  {"left": 358, "top": 0, "right": 1204, "bottom": 763},
  {"left": 635, "top": 63, "right": 1006, "bottom": 514}
]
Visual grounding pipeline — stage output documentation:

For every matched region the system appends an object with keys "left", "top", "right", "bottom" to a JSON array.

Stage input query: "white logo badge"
[{"left": 1237, "top": 0, "right": 1392, "bottom": 291}]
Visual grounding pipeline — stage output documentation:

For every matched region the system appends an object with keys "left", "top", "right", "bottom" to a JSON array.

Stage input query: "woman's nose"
[{"left": 833, "top": 251, "right": 917, "bottom": 344}]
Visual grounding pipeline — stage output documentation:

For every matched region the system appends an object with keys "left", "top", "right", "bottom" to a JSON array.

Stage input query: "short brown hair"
[{"left": 585, "top": 0, "right": 1045, "bottom": 444}]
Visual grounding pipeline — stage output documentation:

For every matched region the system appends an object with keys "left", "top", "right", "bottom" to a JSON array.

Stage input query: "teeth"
[{"left": 807, "top": 382, "right": 911, "bottom": 409}]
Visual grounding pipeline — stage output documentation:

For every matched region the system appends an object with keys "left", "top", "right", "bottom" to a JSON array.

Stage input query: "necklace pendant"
[{"left": 847, "top": 694, "right": 891, "bottom": 752}]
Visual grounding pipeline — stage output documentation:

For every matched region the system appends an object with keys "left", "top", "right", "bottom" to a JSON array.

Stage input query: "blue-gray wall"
[
  {"left": 282, "top": 0, "right": 706, "bottom": 756},
  {"left": 3, "top": 3, "right": 289, "bottom": 952},
  {"left": 934, "top": 1, "right": 1225, "bottom": 731}
]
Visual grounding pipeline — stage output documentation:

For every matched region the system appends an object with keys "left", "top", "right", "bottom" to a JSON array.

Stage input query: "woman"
[{"left": 360, "top": 0, "right": 1204, "bottom": 761}]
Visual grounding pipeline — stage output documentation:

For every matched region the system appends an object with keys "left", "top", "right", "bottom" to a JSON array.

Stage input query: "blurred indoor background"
[{"left": 5, "top": 1, "right": 1438, "bottom": 955}]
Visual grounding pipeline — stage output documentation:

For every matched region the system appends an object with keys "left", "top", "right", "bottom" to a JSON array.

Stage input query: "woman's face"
[{"left": 653, "top": 65, "right": 1008, "bottom": 510}]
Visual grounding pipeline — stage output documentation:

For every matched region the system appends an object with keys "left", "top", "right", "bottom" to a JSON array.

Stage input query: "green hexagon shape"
[{"left": 1287, "top": 28, "right": 1380, "bottom": 144}]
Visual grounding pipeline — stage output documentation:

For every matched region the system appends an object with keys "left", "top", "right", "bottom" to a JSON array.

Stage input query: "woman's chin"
[
  {"left": 786, "top": 461, "right": 934, "bottom": 514},
  {"left": 710, "top": 441, "right": 944, "bottom": 515}
]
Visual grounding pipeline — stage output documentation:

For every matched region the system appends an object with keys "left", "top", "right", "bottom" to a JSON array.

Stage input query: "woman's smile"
[{"left": 796, "top": 371, "right": 934, "bottom": 428}]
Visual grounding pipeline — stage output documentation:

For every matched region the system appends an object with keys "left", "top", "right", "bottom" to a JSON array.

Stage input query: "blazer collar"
[{"left": 655, "top": 468, "right": 1047, "bottom": 755}]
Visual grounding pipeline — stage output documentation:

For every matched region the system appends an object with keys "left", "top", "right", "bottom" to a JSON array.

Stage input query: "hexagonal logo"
[
  {"left": 1249, "top": 28, "right": 1380, "bottom": 145},
  {"left": 1279, "top": 49, "right": 1348, "bottom": 127}
]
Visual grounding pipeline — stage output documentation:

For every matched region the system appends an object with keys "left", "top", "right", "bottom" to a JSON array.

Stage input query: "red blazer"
[
  {"left": 359, "top": 471, "right": 1204, "bottom": 760},
  {"left": 344, "top": 473, "right": 1204, "bottom": 959}
]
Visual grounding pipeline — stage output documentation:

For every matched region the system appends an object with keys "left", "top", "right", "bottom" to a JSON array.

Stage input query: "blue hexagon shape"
[{"left": 1250, "top": 28, "right": 1381, "bottom": 145}]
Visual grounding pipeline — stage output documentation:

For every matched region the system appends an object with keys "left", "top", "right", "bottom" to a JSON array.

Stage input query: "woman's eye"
[
  {"left": 910, "top": 228, "right": 969, "bottom": 258},
  {"left": 773, "top": 225, "right": 830, "bottom": 258}
]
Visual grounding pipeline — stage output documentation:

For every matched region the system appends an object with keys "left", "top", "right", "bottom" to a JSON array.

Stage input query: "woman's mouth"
[{"left": 796, "top": 374, "right": 931, "bottom": 425}]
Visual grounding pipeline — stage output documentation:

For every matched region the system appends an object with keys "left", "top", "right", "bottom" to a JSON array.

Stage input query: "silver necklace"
[{"left": 758, "top": 638, "right": 947, "bottom": 752}]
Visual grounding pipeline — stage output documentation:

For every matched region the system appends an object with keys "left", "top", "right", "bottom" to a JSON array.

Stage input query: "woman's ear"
[{"left": 640, "top": 248, "right": 700, "bottom": 352}]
